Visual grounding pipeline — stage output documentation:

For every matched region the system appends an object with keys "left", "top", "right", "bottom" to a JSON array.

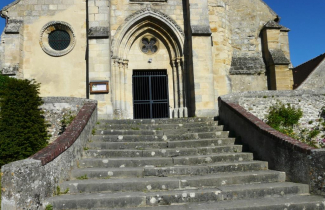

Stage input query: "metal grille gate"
[{"left": 133, "top": 70, "right": 169, "bottom": 119}]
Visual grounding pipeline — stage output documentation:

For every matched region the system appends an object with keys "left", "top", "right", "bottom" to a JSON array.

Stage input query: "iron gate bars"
[{"left": 133, "top": 70, "right": 169, "bottom": 119}]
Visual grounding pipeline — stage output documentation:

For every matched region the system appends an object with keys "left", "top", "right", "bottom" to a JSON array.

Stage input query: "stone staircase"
[{"left": 48, "top": 117, "right": 325, "bottom": 209}]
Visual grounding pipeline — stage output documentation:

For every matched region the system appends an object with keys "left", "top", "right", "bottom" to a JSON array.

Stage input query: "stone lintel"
[
  {"left": 269, "top": 49, "right": 290, "bottom": 65},
  {"left": 191, "top": 25, "right": 212, "bottom": 36},
  {"left": 88, "top": 27, "right": 109, "bottom": 39}
]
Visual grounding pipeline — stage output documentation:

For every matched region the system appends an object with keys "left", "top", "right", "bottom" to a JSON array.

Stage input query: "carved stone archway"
[{"left": 111, "top": 7, "right": 188, "bottom": 119}]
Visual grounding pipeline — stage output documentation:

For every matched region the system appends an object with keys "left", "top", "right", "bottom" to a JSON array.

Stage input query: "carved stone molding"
[{"left": 121, "top": 7, "right": 185, "bottom": 37}]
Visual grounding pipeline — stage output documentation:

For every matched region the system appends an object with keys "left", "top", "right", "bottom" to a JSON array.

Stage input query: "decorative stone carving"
[
  {"left": 118, "top": 7, "right": 184, "bottom": 37},
  {"left": 139, "top": 36, "right": 159, "bottom": 55},
  {"left": 39, "top": 21, "right": 76, "bottom": 57}
]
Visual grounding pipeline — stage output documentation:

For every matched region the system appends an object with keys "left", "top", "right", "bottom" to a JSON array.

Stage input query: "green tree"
[{"left": 0, "top": 77, "right": 48, "bottom": 167}]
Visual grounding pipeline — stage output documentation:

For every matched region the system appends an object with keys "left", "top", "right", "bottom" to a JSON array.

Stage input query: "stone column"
[
  {"left": 123, "top": 59, "right": 129, "bottom": 118},
  {"left": 172, "top": 59, "right": 179, "bottom": 118},
  {"left": 177, "top": 57, "right": 184, "bottom": 118},
  {"left": 113, "top": 58, "right": 121, "bottom": 117},
  {"left": 181, "top": 58, "right": 188, "bottom": 117},
  {"left": 118, "top": 59, "right": 124, "bottom": 118},
  {"left": 189, "top": 0, "right": 218, "bottom": 117}
]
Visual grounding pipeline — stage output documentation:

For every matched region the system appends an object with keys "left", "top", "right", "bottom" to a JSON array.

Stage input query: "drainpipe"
[{"left": 86, "top": 0, "right": 90, "bottom": 99}]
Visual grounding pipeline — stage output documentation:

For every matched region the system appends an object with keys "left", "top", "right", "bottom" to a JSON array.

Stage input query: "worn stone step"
[
  {"left": 91, "top": 131, "right": 229, "bottom": 142},
  {"left": 60, "top": 170, "right": 285, "bottom": 194},
  {"left": 98, "top": 117, "right": 215, "bottom": 125},
  {"left": 79, "top": 153, "right": 253, "bottom": 168},
  {"left": 85, "top": 145, "right": 243, "bottom": 158},
  {"left": 71, "top": 161, "right": 268, "bottom": 179},
  {"left": 96, "top": 121, "right": 219, "bottom": 130},
  {"left": 89, "top": 138, "right": 235, "bottom": 150},
  {"left": 94, "top": 126, "right": 224, "bottom": 136},
  {"left": 144, "top": 182, "right": 309, "bottom": 206},
  {"left": 48, "top": 182, "right": 309, "bottom": 209},
  {"left": 87, "top": 195, "right": 325, "bottom": 210}
]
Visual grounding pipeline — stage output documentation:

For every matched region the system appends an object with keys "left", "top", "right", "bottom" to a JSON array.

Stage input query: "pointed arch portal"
[{"left": 111, "top": 8, "right": 188, "bottom": 119}]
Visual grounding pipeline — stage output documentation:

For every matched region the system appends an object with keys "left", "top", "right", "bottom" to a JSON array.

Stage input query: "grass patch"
[
  {"left": 45, "top": 204, "right": 53, "bottom": 210},
  {"left": 76, "top": 175, "right": 88, "bottom": 180},
  {"left": 54, "top": 186, "right": 69, "bottom": 196}
]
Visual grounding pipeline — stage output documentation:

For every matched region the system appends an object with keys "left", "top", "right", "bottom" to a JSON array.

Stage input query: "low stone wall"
[
  {"left": 1, "top": 98, "right": 97, "bottom": 210},
  {"left": 238, "top": 89, "right": 325, "bottom": 133},
  {"left": 42, "top": 97, "right": 93, "bottom": 143},
  {"left": 219, "top": 89, "right": 325, "bottom": 195}
]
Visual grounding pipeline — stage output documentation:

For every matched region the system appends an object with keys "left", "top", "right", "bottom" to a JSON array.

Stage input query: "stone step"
[
  {"left": 96, "top": 121, "right": 219, "bottom": 130},
  {"left": 89, "top": 138, "right": 235, "bottom": 150},
  {"left": 48, "top": 182, "right": 309, "bottom": 209},
  {"left": 85, "top": 145, "right": 243, "bottom": 158},
  {"left": 60, "top": 170, "right": 285, "bottom": 194},
  {"left": 91, "top": 131, "right": 230, "bottom": 142},
  {"left": 79, "top": 153, "right": 253, "bottom": 168},
  {"left": 94, "top": 126, "right": 224, "bottom": 136},
  {"left": 71, "top": 161, "right": 268, "bottom": 179},
  {"left": 86, "top": 195, "right": 325, "bottom": 210},
  {"left": 98, "top": 117, "right": 215, "bottom": 125}
]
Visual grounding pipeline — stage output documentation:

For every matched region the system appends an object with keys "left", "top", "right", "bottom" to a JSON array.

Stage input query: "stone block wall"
[
  {"left": 238, "top": 90, "right": 325, "bottom": 135},
  {"left": 208, "top": 0, "right": 279, "bottom": 96},
  {"left": 1, "top": 99, "right": 97, "bottom": 210},
  {"left": 1, "top": 0, "right": 87, "bottom": 98},
  {"left": 87, "top": 0, "right": 111, "bottom": 119},
  {"left": 219, "top": 91, "right": 325, "bottom": 195},
  {"left": 41, "top": 97, "right": 94, "bottom": 143}
]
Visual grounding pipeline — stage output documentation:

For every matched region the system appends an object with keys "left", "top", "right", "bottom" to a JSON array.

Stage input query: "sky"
[{"left": 0, "top": 0, "right": 324, "bottom": 67}]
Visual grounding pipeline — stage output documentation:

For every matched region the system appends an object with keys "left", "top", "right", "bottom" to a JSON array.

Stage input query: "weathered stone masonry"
[{"left": 0, "top": 0, "right": 294, "bottom": 119}]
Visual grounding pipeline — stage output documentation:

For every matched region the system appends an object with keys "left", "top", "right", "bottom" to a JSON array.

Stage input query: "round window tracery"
[
  {"left": 48, "top": 30, "right": 71, "bottom": 51},
  {"left": 40, "top": 21, "right": 76, "bottom": 57},
  {"left": 140, "top": 36, "right": 159, "bottom": 55}
]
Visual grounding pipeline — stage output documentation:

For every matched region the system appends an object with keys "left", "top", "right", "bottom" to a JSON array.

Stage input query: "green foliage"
[
  {"left": 0, "top": 77, "right": 49, "bottom": 167},
  {"left": 76, "top": 175, "right": 88, "bottom": 180},
  {"left": 92, "top": 128, "right": 96, "bottom": 135},
  {"left": 0, "top": 74, "right": 10, "bottom": 90},
  {"left": 266, "top": 101, "right": 303, "bottom": 129},
  {"left": 45, "top": 204, "right": 53, "bottom": 210},
  {"left": 54, "top": 186, "right": 69, "bottom": 195},
  {"left": 265, "top": 101, "right": 325, "bottom": 148},
  {"left": 59, "top": 111, "right": 76, "bottom": 134}
]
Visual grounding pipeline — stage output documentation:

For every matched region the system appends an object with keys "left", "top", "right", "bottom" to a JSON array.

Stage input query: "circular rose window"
[{"left": 40, "top": 21, "right": 76, "bottom": 57}]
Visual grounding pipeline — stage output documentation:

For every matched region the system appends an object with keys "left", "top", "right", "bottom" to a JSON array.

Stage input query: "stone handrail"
[
  {"left": 219, "top": 90, "right": 325, "bottom": 195},
  {"left": 1, "top": 99, "right": 98, "bottom": 210}
]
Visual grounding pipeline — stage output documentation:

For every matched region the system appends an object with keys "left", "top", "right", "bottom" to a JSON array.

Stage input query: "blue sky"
[{"left": 0, "top": 0, "right": 324, "bottom": 67}]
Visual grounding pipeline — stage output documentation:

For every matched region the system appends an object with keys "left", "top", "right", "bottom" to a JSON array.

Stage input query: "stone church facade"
[{"left": 0, "top": 0, "right": 293, "bottom": 119}]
